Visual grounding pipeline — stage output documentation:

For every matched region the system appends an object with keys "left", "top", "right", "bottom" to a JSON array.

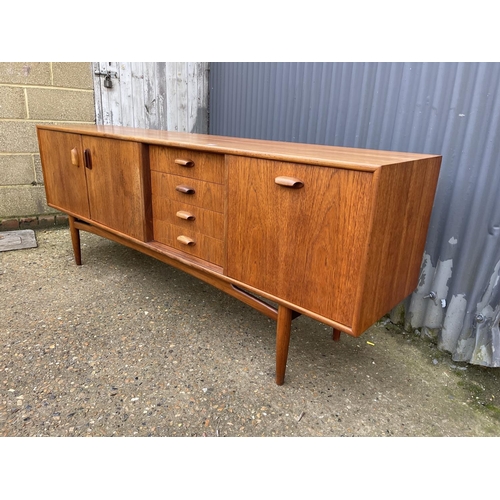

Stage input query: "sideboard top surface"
[{"left": 37, "top": 124, "right": 441, "bottom": 172}]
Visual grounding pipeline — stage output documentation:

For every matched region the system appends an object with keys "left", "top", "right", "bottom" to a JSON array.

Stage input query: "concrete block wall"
[{"left": 0, "top": 62, "right": 95, "bottom": 226}]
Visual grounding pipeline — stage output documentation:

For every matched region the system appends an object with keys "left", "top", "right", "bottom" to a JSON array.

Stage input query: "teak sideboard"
[{"left": 36, "top": 124, "right": 442, "bottom": 385}]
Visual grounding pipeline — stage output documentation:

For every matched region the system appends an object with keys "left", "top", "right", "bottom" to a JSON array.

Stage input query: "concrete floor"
[{"left": 2, "top": 227, "right": 500, "bottom": 437}]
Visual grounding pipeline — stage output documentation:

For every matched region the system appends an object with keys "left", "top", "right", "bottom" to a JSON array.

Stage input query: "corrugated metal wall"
[{"left": 209, "top": 62, "right": 500, "bottom": 367}]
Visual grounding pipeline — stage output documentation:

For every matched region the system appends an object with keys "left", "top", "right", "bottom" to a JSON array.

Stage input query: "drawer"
[
  {"left": 150, "top": 146, "right": 224, "bottom": 184},
  {"left": 153, "top": 220, "right": 224, "bottom": 266},
  {"left": 151, "top": 171, "right": 224, "bottom": 213},
  {"left": 153, "top": 197, "right": 224, "bottom": 240}
]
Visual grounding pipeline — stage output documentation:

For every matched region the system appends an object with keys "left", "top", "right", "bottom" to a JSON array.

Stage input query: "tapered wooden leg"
[
  {"left": 332, "top": 328, "right": 341, "bottom": 341},
  {"left": 276, "top": 305, "right": 293, "bottom": 385},
  {"left": 68, "top": 215, "right": 82, "bottom": 266}
]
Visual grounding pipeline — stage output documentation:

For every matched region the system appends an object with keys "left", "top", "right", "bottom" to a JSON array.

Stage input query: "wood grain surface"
[
  {"left": 152, "top": 197, "right": 224, "bottom": 240},
  {"left": 37, "top": 129, "right": 90, "bottom": 218},
  {"left": 226, "top": 155, "right": 374, "bottom": 327},
  {"left": 81, "top": 136, "right": 151, "bottom": 241},
  {"left": 151, "top": 171, "right": 224, "bottom": 213},
  {"left": 153, "top": 220, "right": 224, "bottom": 266},
  {"left": 150, "top": 145, "right": 224, "bottom": 183},
  {"left": 37, "top": 124, "right": 440, "bottom": 171},
  {"left": 353, "top": 157, "right": 442, "bottom": 334}
]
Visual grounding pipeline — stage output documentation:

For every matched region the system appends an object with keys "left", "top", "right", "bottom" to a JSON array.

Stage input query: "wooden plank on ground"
[{"left": 0, "top": 230, "right": 37, "bottom": 252}]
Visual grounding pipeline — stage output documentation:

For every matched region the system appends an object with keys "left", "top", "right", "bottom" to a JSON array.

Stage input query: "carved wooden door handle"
[
  {"left": 83, "top": 149, "right": 92, "bottom": 169},
  {"left": 176, "top": 185, "right": 196, "bottom": 194},
  {"left": 176, "top": 210, "right": 196, "bottom": 221},
  {"left": 174, "top": 159, "right": 195, "bottom": 167},
  {"left": 275, "top": 176, "right": 304, "bottom": 188},
  {"left": 71, "top": 148, "right": 79, "bottom": 167},
  {"left": 177, "top": 235, "right": 196, "bottom": 246}
]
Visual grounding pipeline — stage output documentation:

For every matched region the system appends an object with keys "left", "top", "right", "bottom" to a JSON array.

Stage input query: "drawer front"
[
  {"left": 151, "top": 171, "right": 224, "bottom": 213},
  {"left": 150, "top": 146, "right": 224, "bottom": 184},
  {"left": 153, "top": 197, "right": 224, "bottom": 240},
  {"left": 153, "top": 220, "right": 224, "bottom": 266}
]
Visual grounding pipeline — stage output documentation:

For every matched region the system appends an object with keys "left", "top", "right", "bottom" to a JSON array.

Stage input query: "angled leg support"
[
  {"left": 276, "top": 305, "right": 293, "bottom": 385},
  {"left": 68, "top": 215, "right": 82, "bottom": 266}
]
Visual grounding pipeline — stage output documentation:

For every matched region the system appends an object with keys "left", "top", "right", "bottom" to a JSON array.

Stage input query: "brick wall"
[{"left": 0, "top": 62, "right": 95, "bottom": 227}]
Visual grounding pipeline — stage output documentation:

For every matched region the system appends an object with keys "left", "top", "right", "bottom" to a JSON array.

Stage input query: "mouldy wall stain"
[
  {"left": 398, "top": 254, "right": 500, "bottom": 367},
  {"left": 455, "top": 259, "right": 500, "bottom": 366},
  {"left": 406, "top": 252, "right": 453, "bottom": 333},
  {"left": 441, "top": 294, "right": 468, "bottom": 352}
]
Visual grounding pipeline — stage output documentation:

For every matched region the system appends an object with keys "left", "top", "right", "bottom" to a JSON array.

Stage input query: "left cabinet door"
[{"left": 37, "top": 129, "right": 90, "bottom": 218}]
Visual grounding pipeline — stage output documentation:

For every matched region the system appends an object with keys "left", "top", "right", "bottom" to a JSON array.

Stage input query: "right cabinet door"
[
  {"left": 226, "top": 156, "right": 375, "bottom": 327},
  {"left": 81, "top": 136, "right": 151, "bottom": 242}
]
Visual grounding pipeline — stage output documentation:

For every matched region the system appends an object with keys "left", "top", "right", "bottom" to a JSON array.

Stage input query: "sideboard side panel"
[{"left": 353, "top": 157, "right": 442, "bottom": 334}]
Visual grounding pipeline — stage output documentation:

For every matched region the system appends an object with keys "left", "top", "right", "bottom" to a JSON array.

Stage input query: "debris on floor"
[{"left": 0, "top": 230, "right": 37, "bottom": 252}]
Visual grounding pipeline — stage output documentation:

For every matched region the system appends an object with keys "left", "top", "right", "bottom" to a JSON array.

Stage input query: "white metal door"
[{"left": 92, "top": 62, "right": 209, "bottom": 133}]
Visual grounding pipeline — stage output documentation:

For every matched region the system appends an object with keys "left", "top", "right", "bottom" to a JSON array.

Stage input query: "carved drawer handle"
[
  {"left": 176, "top": 210, "right": 196, "bottom": 221},
  {"left": 84, "top": 149, "right": 92, "bottom": 169},
  {"left": 175, "top": 159, "right": 195, "bottom": 167},
  {"left": 71, "top": 148, "right": 79, "bottom": 167},
  {"left": 177, "top": 235, "right": 196, "bottom": 246},
  {"left": 176, "top": 184, "right": 196, "bottom": 194},
  {"left": 275, "top": 176, "right": 304, "bottom": 189}
]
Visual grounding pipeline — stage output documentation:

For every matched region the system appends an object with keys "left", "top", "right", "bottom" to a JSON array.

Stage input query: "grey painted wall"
[{"left": 209, "top": 62, "right": 500, "bottom": 367}]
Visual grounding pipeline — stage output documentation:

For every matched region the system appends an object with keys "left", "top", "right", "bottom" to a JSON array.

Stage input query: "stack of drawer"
[{"left": 150, "top": 146, "right": 225, "bottom": 267}]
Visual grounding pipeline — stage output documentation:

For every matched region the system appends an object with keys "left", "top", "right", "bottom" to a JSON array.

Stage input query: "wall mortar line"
[
  {"left": 0, "top": 83, "right": 94, "bottom": 92},
  {"left": 24, "top": 88, "right": 30, "bottom": 119}
]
